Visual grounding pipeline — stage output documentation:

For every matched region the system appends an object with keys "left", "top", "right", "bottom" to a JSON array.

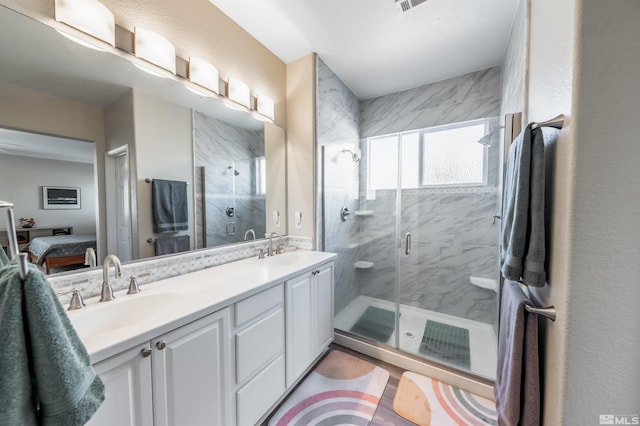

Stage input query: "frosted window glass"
[
  {"left": 368, "top": 135, "right": 398, "bottom": 190},
  {"left": 401, "top": 132, "right": 420, "bottom": 188},
  {"left": 422, "top": 124, "right": 486, "bottom": 186}
]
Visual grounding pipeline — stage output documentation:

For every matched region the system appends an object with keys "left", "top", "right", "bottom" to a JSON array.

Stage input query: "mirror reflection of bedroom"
[{"left": 0, "top": 127, "right": 97, "bottom": 274}]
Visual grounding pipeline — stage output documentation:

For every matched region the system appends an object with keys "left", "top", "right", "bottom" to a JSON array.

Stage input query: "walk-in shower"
[{"left": 320, "top": 117, "right": 502, "bottom": 380}]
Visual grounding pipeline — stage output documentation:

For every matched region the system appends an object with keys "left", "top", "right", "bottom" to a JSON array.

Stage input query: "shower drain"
[{"left": 404, "top": 331, "right": 416, "bottom": 339}]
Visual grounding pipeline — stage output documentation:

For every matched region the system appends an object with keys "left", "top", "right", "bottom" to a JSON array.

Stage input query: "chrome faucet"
[
  {"left": 244, "top": 229, "right": 256, "bottom": 241},
  {"left": 84, "top": 247, "right": 97, "bottom": 268},
  {"left": 100, "top": 254, "right": 122, "bottom": 302},
  {"left": 268, "top": 232, "right": 281, "bottom": 256}
]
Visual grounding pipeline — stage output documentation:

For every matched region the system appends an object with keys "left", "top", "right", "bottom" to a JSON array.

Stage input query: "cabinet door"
[
  {"left": 87, "top": 345, "right": 153, "bottom": 426},
  {"left": 152, "top": 308, "right": 232, "bottom": 426},
  {"left": 285, "top": 272, "right": 313, "bottom": 387},
  {"left": 313, "top": 262, "right": 334, "bottom": 356}
]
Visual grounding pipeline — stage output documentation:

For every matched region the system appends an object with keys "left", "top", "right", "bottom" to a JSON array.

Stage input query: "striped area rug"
[
  {"left": 393, "top": 372, "right": 497, "bottom": 426},
  {"left": 268, "top": 350, "right": 389, "bottom": 425}
]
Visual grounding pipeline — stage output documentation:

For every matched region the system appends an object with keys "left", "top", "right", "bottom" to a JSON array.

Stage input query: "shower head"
[
  {"left": 227, "top": 165, "right": 240, "bottom": 176},
  {"left": 341, "top": 148, "right": 361, "bottom": 163}
]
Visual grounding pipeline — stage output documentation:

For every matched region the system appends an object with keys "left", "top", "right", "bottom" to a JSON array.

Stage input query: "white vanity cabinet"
[
  {"left": 87, "top": 308, "right": 232, "bottom": 426},
  {"left": 285, "top": 261, "right": 334, "bottom": 387},
  {"left": 233, "top": 284, "right": 286, "bottom": 426},
  {"left": 87, "top": 345, "right": 154, "bottom": 426}
]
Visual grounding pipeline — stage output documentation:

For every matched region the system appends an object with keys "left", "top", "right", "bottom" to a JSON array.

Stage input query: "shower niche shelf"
[
  {"left": 353, "top": 210, "right": 374, "bottom": 217},
  {"left": 354, "top": 261, "right": 374, "bottom": 269}
]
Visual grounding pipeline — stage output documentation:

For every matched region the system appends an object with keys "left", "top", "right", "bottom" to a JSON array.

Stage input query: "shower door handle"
[{"left": 405, "top": 232, "right": 411, "bottom": 255}]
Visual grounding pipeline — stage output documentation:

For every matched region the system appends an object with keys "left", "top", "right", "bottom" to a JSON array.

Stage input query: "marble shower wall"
[
  {"left": 360, "top": 67, "right": 501, "bottom": 138},
  {"left": 316, "top": 58, "right": 361, "bottom": 315},
  {"left": 194, "top": 111, "right": 265, "bottom": 248},
  {"left": 500, "top": 0, "right": 527, "bottom": 119}
]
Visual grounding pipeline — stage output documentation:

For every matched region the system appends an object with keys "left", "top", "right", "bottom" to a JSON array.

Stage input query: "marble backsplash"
[{"left": 50, "top": 236, "right": 313, "bottom": 307}]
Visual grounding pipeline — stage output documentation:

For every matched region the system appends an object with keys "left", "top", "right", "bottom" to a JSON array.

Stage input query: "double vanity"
[{"left": 67, "top": 250, "right": 336, "bottom": 426}]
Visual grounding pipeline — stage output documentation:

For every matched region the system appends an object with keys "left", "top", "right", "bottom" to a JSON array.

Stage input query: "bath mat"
[
  {"left": 268, "top": 350, "right": 389, "bottom": 425},
  {"left": 419, "top": 320, "right": 471, "bottom": 369},
  {"left": 350, "top": 306, "right": 396, "bottom": 343},
  {"left": 393, "top": 372, "right": 497, "bottom": 426}
]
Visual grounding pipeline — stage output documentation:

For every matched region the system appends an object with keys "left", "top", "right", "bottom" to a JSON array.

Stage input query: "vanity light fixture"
[
  {"left": 227, "top": 77, "right": 251, "bottom": 109},
  {"left": 134, "top": 27, "right": 176, "bottom": 77},
  {"left": 188, "top": 56, "right": 219, "bottom": 96},
  {"left": 54, "top": 0, "right": 115, "bottom": 50},
  {"left": 256, "top": 94, "right": 275, "bottom": 121}
]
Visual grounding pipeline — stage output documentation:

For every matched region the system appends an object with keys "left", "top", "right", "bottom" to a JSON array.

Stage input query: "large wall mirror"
[{"left": 0, "top": 5, "right": 286, "bottom": 274}]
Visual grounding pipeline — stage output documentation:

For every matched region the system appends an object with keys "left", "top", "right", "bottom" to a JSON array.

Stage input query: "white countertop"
[{"left": 67, "top": 250, "right": 336, "bottom": 364}]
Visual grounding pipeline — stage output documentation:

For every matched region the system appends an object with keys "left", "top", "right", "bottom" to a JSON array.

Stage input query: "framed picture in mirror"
[{"left": 42, "top": 186, "right": 81, "bottom": 210}]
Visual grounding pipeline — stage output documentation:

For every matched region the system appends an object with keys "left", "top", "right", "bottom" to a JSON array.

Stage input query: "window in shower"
[
  {"left": 367, "top": 119, "right": 489, "bottom": 191},
  {"left": 422, "top": 122, "right": 487, "bottom": 186}
]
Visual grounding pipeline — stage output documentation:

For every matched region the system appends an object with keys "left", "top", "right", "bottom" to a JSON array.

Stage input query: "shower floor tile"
[
  {"left": 419, "top": 320, "right": 471, "bottom": 369},
  {"left": 335, "top": 295, "right": 497, "bottom": 380},
  {"left": 350, "top": 306, "right": 396, "bottom": 342}
]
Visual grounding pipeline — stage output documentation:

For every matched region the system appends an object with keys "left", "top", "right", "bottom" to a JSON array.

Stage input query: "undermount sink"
[{"left": 68, "top": 292, "right": 182, "bottom": 338}]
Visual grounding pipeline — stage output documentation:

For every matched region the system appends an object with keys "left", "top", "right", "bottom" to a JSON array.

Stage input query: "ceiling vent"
[{"left": 395, "top": 0, "right": 428, "bottom": 13}]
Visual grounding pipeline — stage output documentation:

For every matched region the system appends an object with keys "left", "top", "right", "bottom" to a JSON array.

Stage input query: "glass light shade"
[
  {"left": 228, "top": 78, "right": 251, "bottom": 109},
  {"left": 256, "top": 94, "right": 275, "bottom": 121},
  {"left": 189, "top": 57, "right": 219, "bottom": 95},
  {"left": 134, "top": 27, "right": 176, "bottom": 75},
  {"left": 55, "top": 0, "right": 115, "bottom": 47}
]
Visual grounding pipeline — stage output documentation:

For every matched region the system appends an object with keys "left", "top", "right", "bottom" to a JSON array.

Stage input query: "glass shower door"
[{"left": 396, "top": 119, "right": 501, "bottom": 379}]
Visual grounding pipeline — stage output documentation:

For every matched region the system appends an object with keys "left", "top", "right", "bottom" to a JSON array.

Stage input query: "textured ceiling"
[{"left": 208, "top": 0, "right": 518, "bottom": 99}]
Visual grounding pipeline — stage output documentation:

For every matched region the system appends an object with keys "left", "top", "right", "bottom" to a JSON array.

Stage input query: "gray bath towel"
[
  {"left": 0, "top": 263, "right": 104, "bottom": 425},
  {"left": 152, "top": 179, "right": 189, "bottom": 233},
  {"left": 501, "top": 125, "right": 549, "bottom": 287},
  {"left": 155, "top": 235, "right": 190, "bottom": 256},
  {"left": 495, "top": 280, "right": 539, "bottom": 426}
]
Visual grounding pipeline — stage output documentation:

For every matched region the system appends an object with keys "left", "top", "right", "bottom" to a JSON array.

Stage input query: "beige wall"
[
  {"left": 0, "top": 82, "right": 107, "bottom": 257},
  {"left": 265, "top": 123, "right": 287, "bottom": 235},
  {"left": 131, "top": 90, "right": 194, "bottom": 259},
  {"left": 528, "top": 0, "right": 640, "bottom": 423},
  {"left": 285, "top": 54, "right": 316, "bottom": 240},
  {"left": 0, "top": 0, "right": 286, "bottom": 129}
]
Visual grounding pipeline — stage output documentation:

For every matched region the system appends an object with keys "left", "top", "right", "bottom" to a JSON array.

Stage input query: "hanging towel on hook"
[
  {"left": 0, "top": 263, "right": 104, "bottom": 425},
  {"left": 495, "top": 280, "right": 540, "bottom": 426},
  {"left": 501, "top": 125, "right": 559, "bottom": 287},
  {"left": 152, "top": 179, "right": 189, "bottom": 233}
]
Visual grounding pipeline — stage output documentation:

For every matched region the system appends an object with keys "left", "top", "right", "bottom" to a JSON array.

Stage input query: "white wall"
[
  {"left": 0, "top": 155, "right": 96, "bottom": 234},
  {"left": 528, "top": 0, "right": 640, "bottom": 423},
  {"left": 132, "top": 90, "right": 193, "bottom": 259}
]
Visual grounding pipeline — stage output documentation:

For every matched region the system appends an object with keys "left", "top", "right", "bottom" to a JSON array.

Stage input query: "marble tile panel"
[
  {"left": 472, "top": 218, "right": 500, "bottom": 247},
  {"left": 440, "top": 96, "right": 500, "bottom": 126},
  {"left": 318, "top": 57, "right": 360, "bottom": 119},
  {"left": 474, "top": 193, "right": 499, "bottom": 219},
  {"left": 400, "top": 192, "right": 439, "bottom": 219},
  {"left": 406, "top": 216, "right": 455, "bottom": 245},
  {"left": 455, "top": 67, "right": 501, "bottom": 104},
  {"left": 439, "top": 194, "right": 476, "bottom": 218}
]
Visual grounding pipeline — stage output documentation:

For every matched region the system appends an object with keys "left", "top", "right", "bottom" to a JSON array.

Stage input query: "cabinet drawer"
[
  {"left": 235, "top": 284, "right": 282, "bottom": 327},
  {"left": 236, "top": 355, "right": 285, "bottom": 426},
  {"left": 235, "top": 308, "right": 284, "bottom": 385}
]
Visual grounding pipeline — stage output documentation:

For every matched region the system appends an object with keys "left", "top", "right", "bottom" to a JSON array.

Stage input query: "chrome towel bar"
[{"left": 525, "top": 305, "right": 556, "bottom": 321}]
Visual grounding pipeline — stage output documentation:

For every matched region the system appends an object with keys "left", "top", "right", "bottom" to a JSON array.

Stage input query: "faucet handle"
[
  {"left": 256, "top": 248, "right": 265, "bottom": 259},
  {"left": 68, "top": 288, "right": 85, "bottom": 310},
  {"left": 128, "top": 272, "right": 150, "bottom": 294},
  {"left": 276, "top": 243, "right": 286, "bottom": 255}
]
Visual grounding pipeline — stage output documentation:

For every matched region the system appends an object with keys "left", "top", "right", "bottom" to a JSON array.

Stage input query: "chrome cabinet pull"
[
  {"left": 156, "top": 341, "right": 167, "bottom": 350},
  {"left": 405, "top": 232, "right": 411, "bottom": 255},
  {"left": 141, "top": 347, "right": 152, "bottom": 358}
]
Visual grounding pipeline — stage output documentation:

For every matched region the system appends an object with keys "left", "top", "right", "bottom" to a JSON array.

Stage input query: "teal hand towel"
[{"left": 0, "top": 263, "right": 105, "bottom": 425}]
